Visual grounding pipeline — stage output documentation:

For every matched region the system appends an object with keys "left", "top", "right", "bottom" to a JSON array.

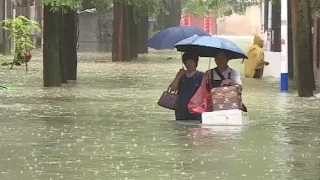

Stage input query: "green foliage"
[
  {"left": 91, "top": 0, "right": 113, "bottom": 11},
  {"left": 129, "top": 0, "right": 163, "bottom": 23},
  {"left": 129, "top": 0, "right": 166, "bottom": 17},
  {"left": 1, "top": 16, "right": 40, "bottom": 63},
  {"left": 42, "top": 0, "right": 83, "bottom": 12},
  {"left": 40, "top": 0, "right": 165, "bottom": 22},
  {"left": 91, "top": 0, "right": 165, "bottom": 18},
  {"left": 42, "top": 0, "right": 82, "bottom": 7},
  {"left": 89, "top": 0, "right": 165, "bottom": 23},
  {"left": 0, "top": 54, "right": 8, "bottom": 68},
  {"left": 149, "top": 29, "right": 160, "bottom": 39},
  {"left": 182, "top": 0, "right": 260, "bottom": 17},
  {"left": 181, "top": 0, "right": 209, "bottom": 17}
]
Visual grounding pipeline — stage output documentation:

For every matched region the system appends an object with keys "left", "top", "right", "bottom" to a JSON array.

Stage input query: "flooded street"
[{"left": 0, "top": 49, "right": 320, "bottom": 180}]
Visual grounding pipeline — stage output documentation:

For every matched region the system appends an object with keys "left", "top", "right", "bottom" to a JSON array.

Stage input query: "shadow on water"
[{"left": 0, "top": 50, "right": 320, "bottom": 180}]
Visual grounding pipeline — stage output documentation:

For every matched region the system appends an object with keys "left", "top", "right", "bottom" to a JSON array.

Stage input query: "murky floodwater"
[{"left": 1, "top": 49, "right": 320, "bottom": 180}]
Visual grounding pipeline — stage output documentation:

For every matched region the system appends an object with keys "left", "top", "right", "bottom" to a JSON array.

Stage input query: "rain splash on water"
[{"left": 0, "top": 49, "right": 320, "bottom": 180}]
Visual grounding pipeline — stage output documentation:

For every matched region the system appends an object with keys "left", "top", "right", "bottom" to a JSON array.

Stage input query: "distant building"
[
  {"left": 180, "top": 6, "right": 262, "bottom": 36},
  {"left": 77, "top": 8, "right": 113, "bottom": 52},
  {"left": 216, "top": 5, "right": 261, "bottom": 36},
  {"left": 180, "top": 14, "right": 218, "bottom": 35}
]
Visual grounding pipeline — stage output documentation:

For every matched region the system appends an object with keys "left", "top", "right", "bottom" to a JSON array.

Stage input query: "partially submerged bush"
[
  {"left": 0, "top": 54, "right": 8, "bottom": 67},
  {"left": 1, "top": 16, "right": 40, "bottom": 71}
]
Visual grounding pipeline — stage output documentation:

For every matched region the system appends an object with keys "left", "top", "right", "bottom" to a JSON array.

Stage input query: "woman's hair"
[{"left": 182, "top": 52, "right": 199, "bottom": 66}]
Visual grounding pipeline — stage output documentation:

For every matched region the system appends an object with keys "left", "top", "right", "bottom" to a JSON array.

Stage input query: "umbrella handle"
[
  {"left": 180, "top": 52, "right": 184, "bottom": 68},
  {"left": 208, "top": 57, "right": 211, "bottom": 70}
]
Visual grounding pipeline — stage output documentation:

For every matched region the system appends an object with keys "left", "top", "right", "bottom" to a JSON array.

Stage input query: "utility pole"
[
  {"left": 271, "top": 0, "right": 281, "bottom": 52},
  {"left": 266, "top": 1, "right": 272, "bottom": 51},
  {"left": 280, "top": 0, "right": 288, "bottom": 91},
  {"left": 287, "top": 0, "right": 294, "bottom": 81},
  {"left": 260, "top": 0, "right": 264, "bottom": 34},
  {"left": 264, "top": 0, "right": 269, "bottom": 33}
]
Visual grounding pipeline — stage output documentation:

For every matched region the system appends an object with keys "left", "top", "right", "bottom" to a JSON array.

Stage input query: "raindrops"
[{"left": 1, "top": 50, "right": 320, "bottom": 180}]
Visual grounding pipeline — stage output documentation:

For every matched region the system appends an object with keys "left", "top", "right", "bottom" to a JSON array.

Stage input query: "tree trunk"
[
  {"left": 313, "top": 15, "right": 320, "bottom": 88},
  {"left": 287, "top": 0, "right": 294, "bottom": 80},
  {"left": 1, "top": 0, "right": 7, "bottom": 54},
  {"left": 137, "top": 14, "right": 148, "bottom": 54},
  {"left": 291, "top": 0, "right": 314, "bottom": 97},
  {"left": 271, "top": 0, "right": 281, "bottom": 52},
  {"left": 164, "top": 0, "right": 181, "bottom": 28},
  {"left": 157, "top": 0, "right": 182, "bottom": 30},
  {"left": 112, "top": 0, "right": 131, "bottom": 62},
  {"left": 129, "top": 7, "right": 138, "bottom": 59},
  {"left": 315, "top": 18, "right": 320, "bottom": 69},
  {"left": 304, "top": 0, "right": 315, "bottom": 91},
  {"left": 64, "top": 10, "right": 78, "bottom": 80},
  {"left": 1, "top": 0, "right": 12, "bottom": 54},
  {"left": 58, "top": 10, "right": 67, "bottom": 83},
  {"left": 123, "top": 3, "right": 130, "bottom": 61},
  {"left": 35, "top": 0, "right": 43, "bottom": 48},
  {"left": 43, "top": 5, "right": 61, "bottom": 87},
  {"left": 112, "top": 0, "right": 119, "bottom": 62},
  {"left": 156, "top": 12, "right": 164, "bottom": 31}
]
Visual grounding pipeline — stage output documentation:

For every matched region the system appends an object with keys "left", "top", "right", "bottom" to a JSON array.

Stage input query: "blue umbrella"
[
  {"left": 148, "top": 26, "right": 211, "bottom": 50},
  {"left": 174, "top": 35, "right": 247, "bottom": 59}
]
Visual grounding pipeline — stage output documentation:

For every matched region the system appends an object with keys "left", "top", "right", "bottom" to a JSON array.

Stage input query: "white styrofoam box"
[
  {"left": 200, "top": 125, "right": 249, "bottom": 134},
  {"left": 201, "top": 109, "right": 249, "bottom": 126}
]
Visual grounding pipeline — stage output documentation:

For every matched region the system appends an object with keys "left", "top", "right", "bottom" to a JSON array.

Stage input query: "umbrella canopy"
[
  {"left": 148, "top": 26, "right": 211, "bottom": 50},
  {"left": 174, "top": 35, "right": 248, "bottom": 59}
]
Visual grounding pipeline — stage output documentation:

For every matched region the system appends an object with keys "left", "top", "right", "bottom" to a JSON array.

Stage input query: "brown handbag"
[{"left": 157, "top": 86, "right": 179, "bottom": 110}]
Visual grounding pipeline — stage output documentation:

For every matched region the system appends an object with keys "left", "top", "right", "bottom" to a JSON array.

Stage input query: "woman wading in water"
[{"left": 170, "top": 52, "right": 204, "bottom": 120}]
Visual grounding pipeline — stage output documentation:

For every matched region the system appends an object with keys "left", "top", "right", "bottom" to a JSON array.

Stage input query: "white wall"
[
  {"left": 217, "top": 5, "right": 261, "bottom": 36},
  {"left": 252, "top": 51, "right": 320, "bottom": 89},
  {"left": 263, "top": 51, "right": 281, "bottom": 78}
]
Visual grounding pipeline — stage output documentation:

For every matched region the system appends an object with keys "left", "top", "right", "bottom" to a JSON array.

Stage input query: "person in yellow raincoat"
[{"left": 243, "top": 35, "right": 270, "bottom": 78}]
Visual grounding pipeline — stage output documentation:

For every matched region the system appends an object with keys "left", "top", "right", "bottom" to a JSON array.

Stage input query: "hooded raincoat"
[{"left": 243, "top": 35, "right": 267, "bottom": 78}]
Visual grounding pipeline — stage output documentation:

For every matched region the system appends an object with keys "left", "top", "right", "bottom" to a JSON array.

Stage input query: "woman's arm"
[
  {"left": 170, "top": 69, "right": 185, "bottom": 91},
  {"left": 231, "top": 70, "right": 242, "bottom": 85},
  {"left": 257, "top": 50, "right": 269, "bottom": 67},
  {"left": 170, "top": 76, "right": 182, "bottom": 91},
  {"left": 221, "top": 70, "right": 243, "bottom": 87}
]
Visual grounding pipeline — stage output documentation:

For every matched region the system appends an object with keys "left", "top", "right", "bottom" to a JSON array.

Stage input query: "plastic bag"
[{"left": 188, "top": 75, "right": 212, "bottom": 114}]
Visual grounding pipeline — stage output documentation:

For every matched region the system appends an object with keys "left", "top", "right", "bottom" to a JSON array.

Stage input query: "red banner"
[
  {"left": 204, "top": 15, "right": 212, "bottom": 34},
  {"left": 181, "top": 15, "right": 191, "bottom": 26}
]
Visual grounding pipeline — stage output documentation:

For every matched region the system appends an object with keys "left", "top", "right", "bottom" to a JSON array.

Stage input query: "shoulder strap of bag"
[
  {"left": 214, "top": 67, "right": 226, "bottom": 80},
  {"left": 205, "top": 70, "right": 213, "bottom": 91},
  {"left": 210, "top": 69, "right": 214, "bottom": 80}
]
